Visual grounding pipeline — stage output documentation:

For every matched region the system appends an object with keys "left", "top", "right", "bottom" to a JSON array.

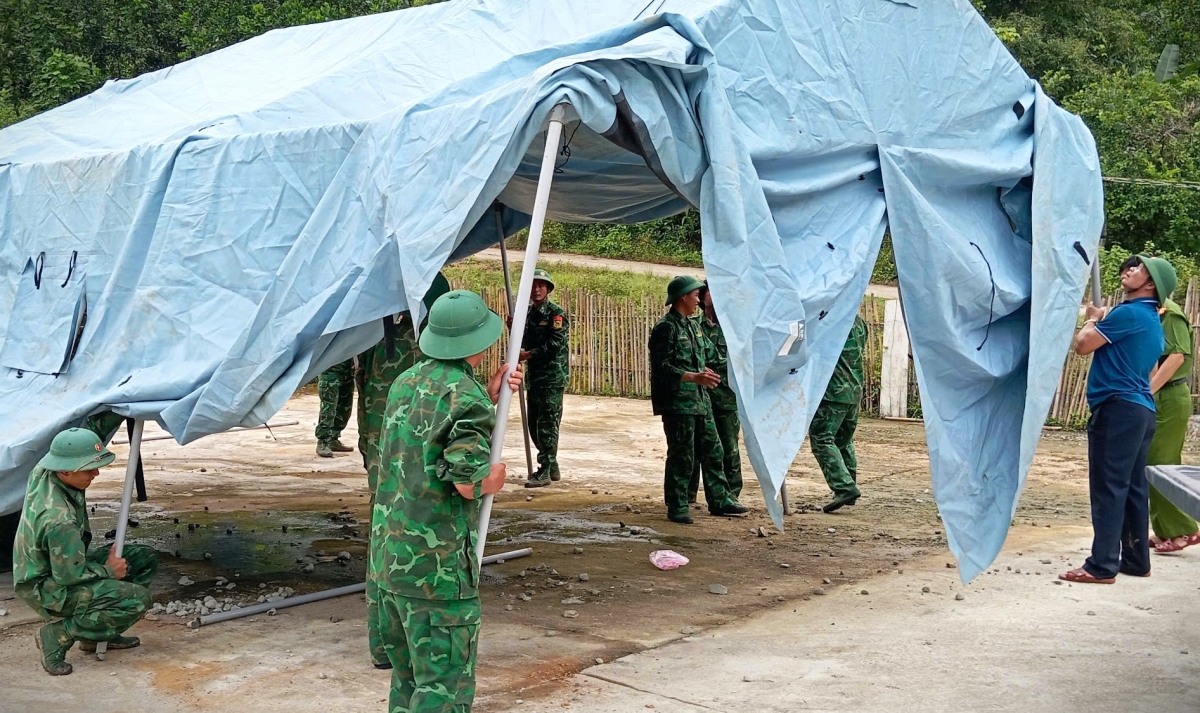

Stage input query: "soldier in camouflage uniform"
[
  {"left": 519, "top": 269, "right": 570, "bottom": 488},
  {"left": 809, "top": 314, "right": 869, "bottom": 512},
  {"left": 370, "top": 289, "right": 522, "bottom": 712},
  {"left": 649, "top": 276, "right": 750, "bottom": 524},
  {"left": 315, "top": 359, "right": 355, "bottom": 457},
  {"left": 688, "top": 282, "right": 743, "bottom": 501},
  {"left": 12, "top": 428, "right": 157, "bottom": 675},
  {"left": 357, "top": 273, "right": 450, "bottom": 670}
]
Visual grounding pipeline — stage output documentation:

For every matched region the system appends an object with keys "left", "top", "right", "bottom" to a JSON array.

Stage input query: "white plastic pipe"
[
  {"left": 1091, "top": 249, "right": 1103, "bottom": 305},
  {"left": 496, "top": 208, "right": 536, "bottom": 481},
  {"left": 97, "top": 418, "right": 143, "bottom": 660},
  {"left": 187, "top": 549, "right": 533, "bottom": 629},
  {"left": 476, "top": 104, "right": 567, "bottom": 566}
]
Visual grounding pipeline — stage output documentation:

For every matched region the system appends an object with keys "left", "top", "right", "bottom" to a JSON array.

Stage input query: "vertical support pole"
[
  {"left": 495, "top": 206, "right": 536, "bottom": 481},
  {"left": 126, "top": 418, "right": 147, "bottom": 502},
  {"left": 97, "top": 418, "right": 143, "bottom": 660},
  {"left": 780, "top": 483, "right": 791, "bottom": 516},
  {"left": 880, "top": 299, "right": 910, "bottom": 419},
  {"left": 476, "top": 104, "right": 567, "bottom": 566},
  {"left": 1090, "top": 234, "right": 1105, "bottom": 307}
]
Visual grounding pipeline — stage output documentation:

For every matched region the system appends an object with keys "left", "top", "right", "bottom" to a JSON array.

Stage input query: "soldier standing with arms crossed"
[
  {"left": 519, "top": 269, "right": 570, "bottom": 488},
  {"left": 370, "top": 289, "right": 521, "bottom": 711},
  {"left": 649, "top": 276, "right": 749, "bottom": 524}
]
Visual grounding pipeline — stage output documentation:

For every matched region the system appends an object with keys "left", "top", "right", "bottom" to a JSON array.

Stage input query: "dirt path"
[
  {"left": 470, "top": 248, "right": 902, "bottom": 300},
  {"left": 0, "top": 393, "right": 1181, "bottom": 711}
]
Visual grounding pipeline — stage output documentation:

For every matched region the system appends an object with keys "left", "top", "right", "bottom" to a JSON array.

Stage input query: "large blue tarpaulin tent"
[{"left": 0, "top": 0, "right": 1103, "bottom": 580}]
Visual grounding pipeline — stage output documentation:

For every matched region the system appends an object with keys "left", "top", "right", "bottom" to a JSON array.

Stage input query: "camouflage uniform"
[
  {"left": 12, "top": 467, "right": 157, "bottom": 645},
  {"left": 810, "top": 315, "right": 868, "bottom": 501},
  {"left": 649, "top": 310, "right": 738, "bottom": 520},
  {"left": 370, "top": 357, "right": 493, "bottom": 712},
  {"left": 315, "top": 359, "right": 355, "bottom": 443},
  {"left": 355, "top": 313, "right": 424, "bottom": 667},
  {"left": 522, "top": 300, "right": 569, "bottom": 481},
  {"left": 689, "top": 316, "right": 742, "bottom": 500},
  {"left": 356, "top": 314, "right": 423, "bottom": 494}
]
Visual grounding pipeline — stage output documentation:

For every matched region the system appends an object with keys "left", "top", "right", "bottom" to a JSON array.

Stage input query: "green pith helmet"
[
  {"left": 665, "top": 275, "right": 705, "bottom": 306},
  {"left": 1138, "top": 255, "right": 1177, "bottom": 304},
  {"left": 532, "top": 268, "right": 555, "bottom": 292},
  {"left": 37, "top": 428, "right": 116, "bottom": 472},
  {"left": 418, "top": 290, "right": 503, "bottom": 360}
]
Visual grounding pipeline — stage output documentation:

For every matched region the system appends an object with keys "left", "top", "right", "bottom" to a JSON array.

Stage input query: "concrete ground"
[
  {"left": 1, "top": 393, "right": 1197, "bottom": 712},
  {"left": 534, "top": 531, "right": 1200, "bottom": 713}
]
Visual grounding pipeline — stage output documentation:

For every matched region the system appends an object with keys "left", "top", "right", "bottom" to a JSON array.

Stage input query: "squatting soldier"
[
  {"left": 357, "top": 272, "right": 450, "bottom": 669},
  {"left": 689, "top": 281, "right": 742, "bottom": 501},
  {"left": 520, "top": 268, "right": 570, "bottom": 488},
  {"left": 315, "top": 359, "right": 355, "bottom": 457},
  {"left": 370, "top": 290, "right": 522, "bottom": 711},
  {"left": 649, "top": 275, "right": 749, "bottom": 524},
  {"left": 13, "top": 428, "right": 157, "bottom": 675},
  {"left": 810, "top": 314, "right": 868, "bottom": 512}
]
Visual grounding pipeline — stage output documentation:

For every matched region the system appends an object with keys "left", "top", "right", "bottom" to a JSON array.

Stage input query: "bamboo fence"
[{"left": 475, "top": 278, "right": 1200, "bottom": 427}]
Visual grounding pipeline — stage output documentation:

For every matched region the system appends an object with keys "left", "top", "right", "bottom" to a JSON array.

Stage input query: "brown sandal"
[
  {"left": 1058, "top": 567, "right": 1115, "bottom": 584},
  {"left": 1154, "top": 533, "right": 1200, "bottom": 554}
]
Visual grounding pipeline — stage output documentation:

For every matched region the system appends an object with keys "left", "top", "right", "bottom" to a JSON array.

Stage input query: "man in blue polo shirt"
[{"left": 1060, "top": 255, "right": 1174, "bottom": 584}]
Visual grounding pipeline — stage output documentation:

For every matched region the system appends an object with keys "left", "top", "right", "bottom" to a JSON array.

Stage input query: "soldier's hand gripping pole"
[
  {"left": 476, "top": 104, "right": 568, "bottom": 566},
  {"left": 97, "top": 418, "right": 143, "bottom": 660},
  {"left": 495, "top": 205, "right": 536, "bottom": 481}
]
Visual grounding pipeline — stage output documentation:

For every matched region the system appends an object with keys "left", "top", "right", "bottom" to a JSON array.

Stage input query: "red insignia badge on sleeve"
[{"left": 553, "top": 315, "right": 564, "bottom": 329}]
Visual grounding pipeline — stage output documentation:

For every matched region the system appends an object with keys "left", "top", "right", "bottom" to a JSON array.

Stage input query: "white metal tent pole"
[
  {"left": 495, "top": 207, "right": 536, "bottom": 480},
  {"left": 96, "top": 418, "right": 143, "bottom": 660},
  {"left": 476, "top": 104, "right": 567, "bottom": 566},
  {"left": 1091, "top": 235, "right": 1105, "bottom": 306}
]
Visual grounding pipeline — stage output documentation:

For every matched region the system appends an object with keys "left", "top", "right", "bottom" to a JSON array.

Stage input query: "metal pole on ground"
[
  {"left": 495, "top": 206, "right": 536, "bottom": 481},
  {"left": 97, "top": 418, "right": 143, "bottom": 660},
  {"left": 780, "top": 483, "right": 791, "bottom": 515},
  {"left": 475, "top": 104, "right": 568, "bottom": 567},
  {"left": 187, "top": 549, "right": 533, "bottom": 629}
]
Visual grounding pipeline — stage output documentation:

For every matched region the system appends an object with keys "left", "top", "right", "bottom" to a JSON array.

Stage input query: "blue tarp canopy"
[{"left": 0, "top": 0, "right": 1103, "bottom": 580}]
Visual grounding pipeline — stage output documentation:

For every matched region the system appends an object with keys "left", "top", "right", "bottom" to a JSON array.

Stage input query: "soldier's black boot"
[
  {"left": 328, "top": 439, "right": 353, "bottom": 453},
  {"left": 548, "top": 464, "right": 561, "bottom": 482},
  {"left": 710, "top": 501, "right": 750, "bottom": 517},
  {"left": 316, "top": 441, "right": 333, "bottom": 458},
  {"left": 79, "top": 635, "right": 140, "bottom": 653},
  {"left": 667, "top": 512, "right": 694, "bottom": 525},
  {"left": 525, "top": 470, "right": 552, "bottom": 488},
  {"left": 36, "top": 621, "right": 75, "bottom": 676},
  {"left": 822, "top": 491, "right": 860, "bottom": 513}
]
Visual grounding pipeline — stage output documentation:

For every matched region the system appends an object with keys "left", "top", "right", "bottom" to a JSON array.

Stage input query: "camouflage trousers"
[
  {"left": 33, "top": 544, "right": 157, "bottom": 642},
  {"left": 366, "top": 576, "right": 388, "bottom": 666},
  {"left": 378, "top": 591, "right": 480, "bottom": 713},
  {"left": 689, "top": 409, "right": 743, "bottom": 502},
  {"left": 526, "top": 384, "right": 565, "bottom": 474},
  {"left": 316, "top": 360, "right": 355, "bottom": 442},
  {"left": 809, "top": 400, "right": 861, "bottom": 498},
  {"left": 661, "top": 413, "right": 734, "bottom": 518}
]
